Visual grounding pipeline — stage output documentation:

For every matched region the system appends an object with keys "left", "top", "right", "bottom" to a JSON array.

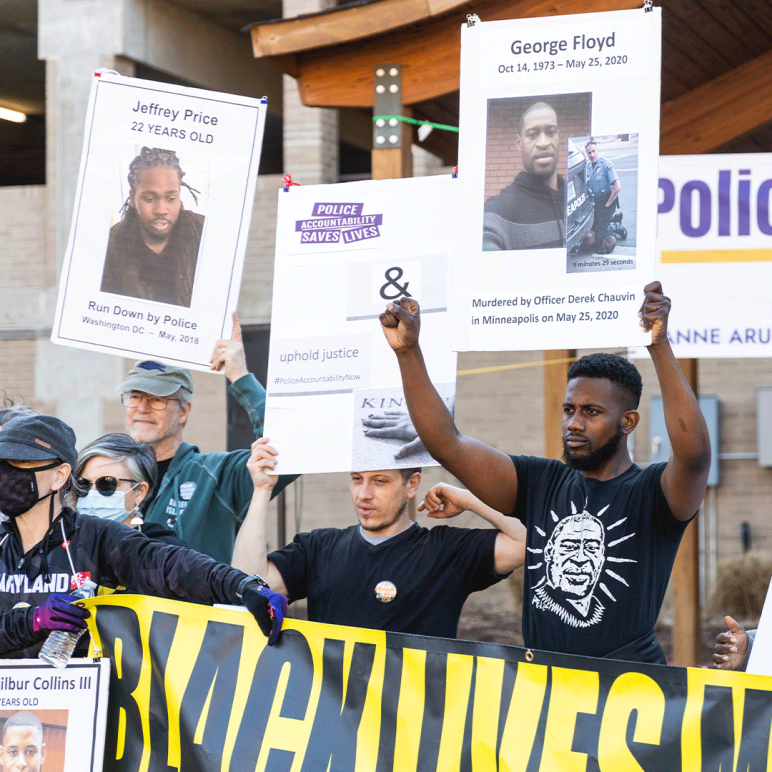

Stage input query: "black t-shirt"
[
  {"left": 268, "top": 523, "right": 503, "bottom": 638},
  {"left": 141, "top": 456, "right": 173, "bottom": 516},
  {"left": 511, "top": 456, "right": 688, "bottom": 657}
]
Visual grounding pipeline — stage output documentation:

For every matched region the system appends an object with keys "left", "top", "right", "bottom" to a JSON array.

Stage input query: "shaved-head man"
[
  {"left": 483, "top": 101, "right": 566, "bottom": 251},
  {"left": 1, "top": 713, "right": 45, "bottom": 772}
]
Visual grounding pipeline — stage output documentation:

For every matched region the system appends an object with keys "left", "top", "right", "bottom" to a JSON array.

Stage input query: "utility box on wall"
[
  {"left": 649, "top": 396, "right": 720, "bottom": 486},
  {"left": 759, "top": 387, "right": 772, "bottom": 467}
]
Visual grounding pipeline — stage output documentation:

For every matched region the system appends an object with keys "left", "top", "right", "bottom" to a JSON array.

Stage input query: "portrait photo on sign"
[
  {"left": 100, "top": 145, "right": 210, "bottom": 308},
  {"left": 352, "top": 384, "right": 455, "bottom": 470},
  {"left": 482, "top": 92, "right": 591, "bottom": 252},
  {"left": 566, "top": 132, "right": 639, "bottom": 274},
  {"left": 0, "top": 709, "right": 68, "bottom": 772}
]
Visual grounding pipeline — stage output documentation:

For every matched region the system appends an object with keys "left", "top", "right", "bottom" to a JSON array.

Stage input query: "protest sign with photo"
[
  {"left": 631, "top": 153, "right": 772, "bottom": 359},
  {"left": 88, "top": 594, "right": 772, "bottom": 772},
  {"left": 51, "top": 72, "right": 267, "bottom": 370},
  {"left": 264, "top": 175, "right": 457, "bottom": 474},
  {"left": 0, "top": 659, "right": 109, "bottom": 772},
  {"left": 454, "top": 8, "right": 661, "bottom": 351}
]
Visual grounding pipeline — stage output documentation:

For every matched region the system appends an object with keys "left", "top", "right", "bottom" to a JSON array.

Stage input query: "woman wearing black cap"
[{"left": 0, "top": 414, "right": 286, "bottom": 658}]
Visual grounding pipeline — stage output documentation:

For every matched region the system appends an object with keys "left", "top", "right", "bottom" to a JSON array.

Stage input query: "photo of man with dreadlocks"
[{"left": 101, "top": 146, "right": 205, "bottom": 308}]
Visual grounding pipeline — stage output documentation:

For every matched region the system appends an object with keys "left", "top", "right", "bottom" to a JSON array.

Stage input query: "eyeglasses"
[
  {"left": 75, "top": 476, "right": 139, "bottom": 497},
  {"left": 121, "top": 391, "right": 179, "bottom": 411}
]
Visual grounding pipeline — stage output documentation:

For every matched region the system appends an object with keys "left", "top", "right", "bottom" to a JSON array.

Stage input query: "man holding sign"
[
  {"left": 380, "top": 282, "right": 710, "bottom": 662},
  {"left": 232, "top": 440, "right": 526, "bottom": 638},
  {"left": 117, "top": 314, "right": 295, "bottom": 563}
]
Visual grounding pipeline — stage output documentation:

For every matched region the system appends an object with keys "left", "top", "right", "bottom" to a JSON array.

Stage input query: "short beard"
[{"left": 562, "top": 428, "right": 624, "bottom": 471}]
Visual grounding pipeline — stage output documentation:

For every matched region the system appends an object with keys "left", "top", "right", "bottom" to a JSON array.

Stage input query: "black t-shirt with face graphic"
[
  {"left": 268, "top": 523, "right": 502, "bottom": 638},
  {"left": 510, "top": 456, "right": 688, "bottom": 659}
]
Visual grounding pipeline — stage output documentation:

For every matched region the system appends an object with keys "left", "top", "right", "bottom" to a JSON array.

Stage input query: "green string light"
[{"left": 372, "top": 115, "right": 459, "bottom": 134}]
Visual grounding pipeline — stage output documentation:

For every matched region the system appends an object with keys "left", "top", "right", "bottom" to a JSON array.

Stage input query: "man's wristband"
[{"left": 235, "top": 574, "right": 269, "bottom": 602}]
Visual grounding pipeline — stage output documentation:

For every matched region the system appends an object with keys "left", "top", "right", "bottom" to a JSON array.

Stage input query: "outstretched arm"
[
  {"left": 419, "top": 483, "right": 525, "bottom": 573},
  {"left": 641, "top": 282, "right": 711, "bottom": 521},
  {"left": 231, "top": 439, "right": 289, "bottom": 596},
  {"left": 380, "top": 299, "right": 519, "bottom": 514}
]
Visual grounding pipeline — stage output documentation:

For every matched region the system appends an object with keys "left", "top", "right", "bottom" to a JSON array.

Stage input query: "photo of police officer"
[
  {"left": 566, "top": 133, "right": 639, "bottom": 273},
  {"left": 482, "top": 93, "right": 591, "bottom": 252}
]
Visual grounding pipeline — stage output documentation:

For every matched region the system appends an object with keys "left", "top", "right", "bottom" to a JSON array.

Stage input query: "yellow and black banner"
[{"left": 87, "top": 595, "right": 772, "bottom": 771}]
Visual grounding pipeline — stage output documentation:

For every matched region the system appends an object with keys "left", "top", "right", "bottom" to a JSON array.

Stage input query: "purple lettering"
[
  {"left": 680, "top": 181, "right": 711, "bottom": 238},
  {"left": 658, "top": 178, "right": 675, "bottom": 214},
  {"left": 756, "top": 179, "right": 772, "bottom": 236},
  {"left": 718, "top": 170, "right": 730, "bottom": 236},
  {"left": 739, "top": 170, "right": 751, "bottom": 236}
]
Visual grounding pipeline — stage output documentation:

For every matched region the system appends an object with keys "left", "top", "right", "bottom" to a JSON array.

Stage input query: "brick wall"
[
  {"left": 484, "top": 93, "right": 591, "bottom": 201},
  {"left": 0, "top": 186, "right": 48, "bottom": 289}
]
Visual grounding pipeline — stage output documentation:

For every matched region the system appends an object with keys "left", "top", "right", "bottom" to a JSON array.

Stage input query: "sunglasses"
[{"left": 76, "top": 476, "right": 138, "bottom": 497}]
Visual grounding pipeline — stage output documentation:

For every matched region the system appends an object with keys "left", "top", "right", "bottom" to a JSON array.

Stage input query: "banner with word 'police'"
[
  {"left": 630, "top": 153, "right": 772, "bottom": 359},
  {"left": 87, "top": 595, "right": 772, "bottom": 771},
  {"left": 265, "top": 176, "right": 457, "bottom": 474}
]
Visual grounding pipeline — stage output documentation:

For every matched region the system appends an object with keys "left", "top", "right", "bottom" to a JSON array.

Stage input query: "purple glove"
[
  {"left": 242, "top": 584, "right": 288, "bottom": 646},
  {"left": 32, "top": 593, "right": 90, "bottom": 632}
]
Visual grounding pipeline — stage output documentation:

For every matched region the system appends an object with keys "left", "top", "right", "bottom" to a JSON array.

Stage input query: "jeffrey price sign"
[
  {"left": 51, "top": 72, "right": 267, "bottom": 370},
  {"left": 264, "top": 176, "right": 457, "bottom": 475},
  {"left": 631, "top": 153, "right": 772, "bottom": 359},
  {"left": 453, "top": 8, "right": 661, "bottom": 351}
]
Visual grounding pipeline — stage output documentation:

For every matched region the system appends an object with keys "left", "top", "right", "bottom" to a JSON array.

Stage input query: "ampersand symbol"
[{"left": 379, "top": 266, "right": 412, "bottom": 300}]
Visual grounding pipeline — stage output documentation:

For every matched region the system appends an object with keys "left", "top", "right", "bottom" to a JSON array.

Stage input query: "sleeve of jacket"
[
  {"left": 226, "top": 373, "right": 298, "bottom": 514},
  {"left": 93, "top": 519, "right": 247, "bottom": 605},
  {"left": 0, "top": 608, "right": 43, "bottom": 658}
]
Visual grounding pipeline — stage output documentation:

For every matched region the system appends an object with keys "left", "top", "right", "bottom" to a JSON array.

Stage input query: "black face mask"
[{"left": 0, "top": 459, "right": 62, "bottom": 519}]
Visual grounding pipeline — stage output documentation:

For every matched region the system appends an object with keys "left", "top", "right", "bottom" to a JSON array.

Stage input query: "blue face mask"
[{"left": 77, "top": 490, "right": 135, "bottom": 522}]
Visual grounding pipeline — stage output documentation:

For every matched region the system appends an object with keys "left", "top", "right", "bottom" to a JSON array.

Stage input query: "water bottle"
[{"left": 38, "top": 580, "right": 97, "bottom": 669}]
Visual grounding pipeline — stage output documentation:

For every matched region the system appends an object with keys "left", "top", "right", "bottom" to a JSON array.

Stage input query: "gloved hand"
[
  {"left": 242, "top": 583, "right": 288, "bottom": 646},
  {"left": 32, "top": 593, "right": 90, "bottom": 632}
]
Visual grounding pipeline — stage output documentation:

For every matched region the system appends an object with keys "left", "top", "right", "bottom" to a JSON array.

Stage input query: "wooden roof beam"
[
  {"left": 251, "top": 0, "right": 641, "bottom": 107},
  {"left": 661, "top": 48, "right": 772, "bottom": 154},
  {"left": 249, "top": 0, "right": 470, "bottom": 59}
]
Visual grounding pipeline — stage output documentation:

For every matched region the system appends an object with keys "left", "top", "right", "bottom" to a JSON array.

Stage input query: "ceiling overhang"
[{"left": 248, "top": 0, "right": 772, "bottom": 156}]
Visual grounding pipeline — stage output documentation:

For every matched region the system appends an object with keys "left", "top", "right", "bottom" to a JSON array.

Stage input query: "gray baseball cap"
[
  {"left": 0, "top": 414, "right": 77, "bottom": 469},
  {"left": 116, "top": 361, "right": 194, "bottom": 397}
]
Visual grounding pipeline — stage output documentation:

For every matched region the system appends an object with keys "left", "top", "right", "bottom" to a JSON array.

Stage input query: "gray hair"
[
  {"left": 76, "top": 432, "right": 158, "bottom": 489},
  {"left": 0, "top": 404, "right": 37, "bottom": 426},
  {"left": 174, "top": 386, "right": 192, "bottom": 411}
]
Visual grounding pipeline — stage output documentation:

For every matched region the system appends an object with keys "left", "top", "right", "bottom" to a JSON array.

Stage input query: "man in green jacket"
[{"left": 117, "top": 314, "right": 294, "bottom": 562}]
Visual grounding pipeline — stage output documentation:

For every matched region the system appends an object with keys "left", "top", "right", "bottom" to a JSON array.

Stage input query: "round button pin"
[{"left": 375, "top": 580, "right": 397, "bottom": 603}]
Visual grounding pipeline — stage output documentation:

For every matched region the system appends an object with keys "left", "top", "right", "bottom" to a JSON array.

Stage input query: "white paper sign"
[
  {"left": 630, "top": 154, "right": 772, "bottom": 359},
  {"left": 453, "top": 8, "right": 661, "bottom": 351},
  {"left": 264, "top": 176, "right": 458, "bottom": 474},
  {"left": 747, "top": 580, "right": 772, "bottom": 676},
  {"left": 0, "top": 659, "right": 110, "bottom": 772},
  {"left": 51, "top": 73, "right": 267, "bottom": 370}
]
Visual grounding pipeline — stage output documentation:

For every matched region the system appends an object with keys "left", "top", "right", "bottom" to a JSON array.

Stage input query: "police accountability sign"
[
  {"left": 88, "top": 595, "right": 772, "bottom": 771},
  {"left": 631, "top": 153, "right": 772, "bottom": 359},
  {"left": 453, "top": 8, "right": 661, "bottom": 351},
  {"left": 264, "top": 176, "right": 457, "bottom": 474},
  {"left": 51, "top": 72, "right": 267, "bottom": 370}
]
